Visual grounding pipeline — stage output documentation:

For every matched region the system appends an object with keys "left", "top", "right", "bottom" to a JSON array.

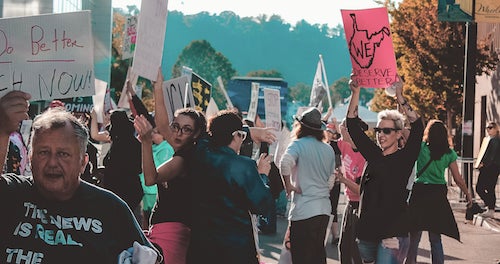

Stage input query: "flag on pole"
[{"left": 309, "top": 60, "right": 327, "bottom": 108}]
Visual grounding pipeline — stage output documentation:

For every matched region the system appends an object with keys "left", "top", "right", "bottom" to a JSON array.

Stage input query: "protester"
[
  {"left": 405, "top": 120, "right": 473, "bottom": 264},
  {"left": 133, "top": 68, "right": 207, "bottom": 264},
  {"left": 324, "top": 121, "right": 341, "bottom": 246},
  {"left": 101, "top": 109, "right": 143, "bottom": 223},
  {"left": 346, "top": 76, "right": 424, "bottom": 263},
  {"left": 475, "top": 121, "right": 500, "bottom": 218},
  {"left": 279, "top": 107, "right": 336, "bottom": 264},
  {"left": 336, "top": 119, "right": 366, "bottom": 264},
  {"left": 0, "top": 91, "right": 160, "bottom": 263},
  {"left": 186, "top": 110, "right": 274, "bottom": 264}
]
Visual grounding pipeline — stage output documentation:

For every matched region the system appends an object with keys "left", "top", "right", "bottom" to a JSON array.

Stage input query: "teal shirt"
[{"left": 415, "top": 142, "right": 457, "bottom": 185}]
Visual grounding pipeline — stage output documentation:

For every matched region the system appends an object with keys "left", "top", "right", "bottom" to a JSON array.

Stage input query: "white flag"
[{"left": 309, "top": 60, "right": 327, "bottom": 108}]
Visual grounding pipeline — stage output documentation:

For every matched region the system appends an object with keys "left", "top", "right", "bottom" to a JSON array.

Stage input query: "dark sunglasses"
[
  {"left": 486, "top": 126, "right": 495, "bottom": 130},
  {"left": 374, "top": 127, "right": 399, "bottom": 135}
]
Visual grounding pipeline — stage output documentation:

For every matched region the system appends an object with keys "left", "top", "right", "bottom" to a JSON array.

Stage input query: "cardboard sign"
[
  {"left": 122, "top": 15, "right": 138, "bottom": 60},
  {"left": 0, "top": 11, "right": 94, "bottom": 100},
  {"left": 132, "top": 0, "right": 168, "bottom": 81},
  {"left": 341, "top": 7, "right": 397, "bottom": 88},
  {"left": 162, "top": 75, "right": 195, "bottom": 122},
  {"left": 264, "top": 88, "right": 281, "bottom": 132}
]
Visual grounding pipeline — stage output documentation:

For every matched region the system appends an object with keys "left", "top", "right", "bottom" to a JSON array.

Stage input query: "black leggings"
[{"left": 476, "top": 164, "right": 500, "bottom": 210}]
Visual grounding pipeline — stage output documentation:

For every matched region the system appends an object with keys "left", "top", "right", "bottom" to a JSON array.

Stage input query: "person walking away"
[
  {"left": 280, "top": 107, "right": 336, "bottom": 264},
  {"left": 405, "top": 120, "right": 473, "bottom": 264}
]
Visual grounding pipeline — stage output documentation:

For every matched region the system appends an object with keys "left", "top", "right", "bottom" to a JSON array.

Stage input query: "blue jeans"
[
  {"left": 406, "top": 231, "right": 444, "bottom": 264},
  {"left": 357, "top": 236, "right": 410, "bottom": 264}
]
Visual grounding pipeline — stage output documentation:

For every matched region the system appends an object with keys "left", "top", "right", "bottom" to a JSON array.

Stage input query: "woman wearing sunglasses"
[
  {"left": 346, "top": 76, "right": 424, "bottom": 264},
  {"left": 475, "top": 121, "right": 500, "bottom": 218}
]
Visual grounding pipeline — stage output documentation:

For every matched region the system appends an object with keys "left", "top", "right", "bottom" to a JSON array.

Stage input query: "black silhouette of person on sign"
[{"left": 348, "top": 13, "right": 390, "bottom": 69}]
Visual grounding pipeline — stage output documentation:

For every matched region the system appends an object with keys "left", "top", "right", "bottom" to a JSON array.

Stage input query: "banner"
[
  {"left": 132, "top": 0, "right": 168, "bottom": 81},
  {"left": 122, "top": 15, "right": 138, "bottom": 60},
  {"left": 0, "top": 11, "right": 94, "bottom": 100},
  {"left": 341, "top": 8, "right": 397, "bottom": 89}
]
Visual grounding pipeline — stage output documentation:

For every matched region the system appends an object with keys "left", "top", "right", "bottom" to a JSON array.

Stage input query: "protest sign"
[
  {"left": 341, "top": 7, "right": 397, "bottom": 89},
  {"left": 132, "top": 0, "right": 168, "bottom": 81},
  {"left": 122, "top": 15, "right": 138, "bottom": 60},
  {"left": 0, "top": 11, "right": 94, "bottom": 100},
  {"left": 246, "top": 82, "right": 260, "bottom": 123},
  {"left": 191, "top": 72, "right": 212, "bottom": 113},
  {"left": 162, "top": 75, "right": 195, "bottom": 122},
  {"left": 264, "top": 88, "right": 281, "bottom": 132}
]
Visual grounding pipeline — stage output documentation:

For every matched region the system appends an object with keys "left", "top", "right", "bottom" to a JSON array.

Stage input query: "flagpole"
[{"left": 319, "top": 54, "right": 332, "bottom": 109}]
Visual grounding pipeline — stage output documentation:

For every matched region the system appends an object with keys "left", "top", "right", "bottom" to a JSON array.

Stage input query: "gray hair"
[
  {"left": 377, "top": 109, "right": 404, "bottom": 130},
  {"left": 30, "top": 108, "right": 89, "bottom": 158}
]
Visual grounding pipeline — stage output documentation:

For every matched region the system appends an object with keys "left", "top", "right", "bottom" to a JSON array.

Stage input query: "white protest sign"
[
  {"left": 117, "top": 67, "right": 139, "bottom": 108},
  {"left": 132, "top": 0, "right": 168, "bottom": 81},
  {"left": 264, "top": 88, "right": 281, "bottom": 156},
  {"left": 92, "top": 79, "right": 108, "bottom": 123},
  {"left": 0, "top": 11, "right": 94, "bottom": 100},
  {"left": 162, "top": 75, "right": 195, "bottom": 122},
  {"left": 122, "top": 15, "right": 138, "bottom": 60},
  {"left": 246, "top": 82, "right": 260, "bottom": 122},
  {"left": 264, "top": 88, "right": 281, "bottom": 131}
]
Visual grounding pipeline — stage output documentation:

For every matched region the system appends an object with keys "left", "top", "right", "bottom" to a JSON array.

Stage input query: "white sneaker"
[{"left": 480, "top": 209, "right": 494, "bottom": 218}]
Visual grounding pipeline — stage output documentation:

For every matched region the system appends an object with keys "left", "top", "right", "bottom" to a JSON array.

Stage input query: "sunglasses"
[
  {"left": 170, "top": 123, "right": 194, "bottom": 135},
  {"left": 232, "top": 130, "right": 247, "bottom": 141},
  {"left": 486, "top": 126, "right": 495, "bottom": 130},
  {"left": 374, "top": 127, "right": 399, "bottom": 135}
]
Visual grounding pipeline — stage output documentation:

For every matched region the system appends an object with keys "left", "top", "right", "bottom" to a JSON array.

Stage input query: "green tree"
[
  {"left": 370, "top": 0, "right": 498, "bottom": 132},
  {"left": 172, "top": 40, "right": 237, "bottom": 109}
]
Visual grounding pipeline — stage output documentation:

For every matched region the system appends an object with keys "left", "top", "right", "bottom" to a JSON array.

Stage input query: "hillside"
[{"left": 161, "top": 11, "right": 352, "bottom": 87}]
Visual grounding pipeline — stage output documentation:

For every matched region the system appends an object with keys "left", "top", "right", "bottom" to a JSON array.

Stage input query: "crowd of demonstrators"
[
  {"left": 335, "top": 118, "right": 366, "bottom": 264},
  {"left": 346, "top": 76, "right": 424, "bottom": 263},
  {"left": 186, "top": 110, "right": 274, "bottom": 263},
  {"left": 0, "top": 91, "right": 161, "bottom": 263},
  {"left": 279, "top": 107, "right": 336, "bottom": 264},
  {"left": 405, "top": 120, "right": 473, "bottom": 264},
  {"left": 475, "top": 121, "right": 500, "bottom": 218}
]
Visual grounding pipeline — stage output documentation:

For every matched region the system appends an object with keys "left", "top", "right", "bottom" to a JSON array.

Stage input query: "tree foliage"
[
  {"left": 172, "top": 40, "right": 237, "bottom": 109},
  {"left": 370, "top": 0, "right": 498, "bottom": 132}
]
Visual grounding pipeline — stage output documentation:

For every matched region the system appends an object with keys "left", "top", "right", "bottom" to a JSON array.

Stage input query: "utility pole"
[{"left": 461, "top": 21, "right": 477, "bottom": 199}]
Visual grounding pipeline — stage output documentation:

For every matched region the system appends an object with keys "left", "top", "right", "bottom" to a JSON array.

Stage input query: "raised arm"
[
  {"left": 0, "top": 91, "right": 31, "bottom": 168},
  {"left": 393, "top": 76, "right": 419, "bottom": 123},
  {"left": 134, "top": 114, "right": 185, "bottom": 185},
  {"left": 152, "top": 68, "right": 172, "bottom": 142},
  {"left": 347, "top": 75, "right": 361, "bottom": 119}
]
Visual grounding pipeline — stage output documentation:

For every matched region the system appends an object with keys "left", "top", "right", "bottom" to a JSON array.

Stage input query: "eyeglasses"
[
  {"left": 170, "top": 123, "right": 194, "bottom": 135},
  {"left": 232, "top": 130, "right": 247, "bottom": 141},
  {"left": 374, "top": 127, "right": 399, "bottom": 135},
  {"left": 486, "top": 126, "right": 495, "bottom": 130}
]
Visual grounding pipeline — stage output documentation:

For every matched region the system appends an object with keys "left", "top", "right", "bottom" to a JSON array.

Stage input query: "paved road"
[{"left": 258, "top": 190, "right": 500, "bottom": 264}]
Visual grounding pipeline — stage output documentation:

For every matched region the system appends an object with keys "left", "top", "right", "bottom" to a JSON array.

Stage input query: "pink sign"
[{"left": 341, "top": 7, "right": 397, "bottom": 88}]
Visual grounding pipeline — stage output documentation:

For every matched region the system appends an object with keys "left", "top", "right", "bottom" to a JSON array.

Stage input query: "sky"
[{"left": 112, "top": 0, "right": 393, "bottom": 27}]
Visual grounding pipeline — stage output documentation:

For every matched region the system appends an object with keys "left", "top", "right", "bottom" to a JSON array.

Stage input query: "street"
[{"left": 258, "top": 188, "right": 500, "bottom": 264}]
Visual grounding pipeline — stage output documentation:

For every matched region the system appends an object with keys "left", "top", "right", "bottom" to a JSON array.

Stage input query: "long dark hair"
[{"left": 423, "top": 120, "right": 451, "bottom": 160}]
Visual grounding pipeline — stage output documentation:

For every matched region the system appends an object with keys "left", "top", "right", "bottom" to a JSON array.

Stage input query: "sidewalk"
[{"left": 258, "top": 186, "right": 500, "bottom": 264}]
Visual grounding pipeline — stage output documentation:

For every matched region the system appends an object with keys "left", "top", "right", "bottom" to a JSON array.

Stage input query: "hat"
[{"left": 293, "top": 107, "right": 326, "bottom": 131}]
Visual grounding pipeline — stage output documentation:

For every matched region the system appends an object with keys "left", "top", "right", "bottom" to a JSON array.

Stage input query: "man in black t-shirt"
[{"left": 0, "top": 91, "right": 160, "bottom": 264}]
